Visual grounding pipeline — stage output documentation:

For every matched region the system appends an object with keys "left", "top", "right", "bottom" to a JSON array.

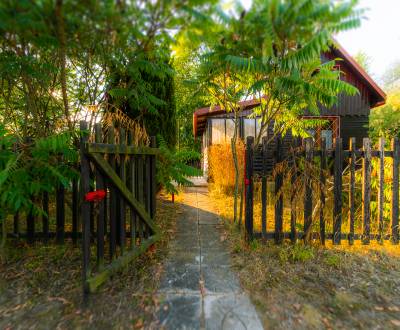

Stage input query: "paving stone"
[
  {"left": 201, "top": 265, "right": 241, "bottom": 293},
  {"left": 159, "top": 262, "right": 201, "bottom": 293},
  {"left": 201, "top": 251, "right": 231, "bottom": 267},
  {"left": 204, "top": 294, "right": 264, "bottom": 330},
  {"left": 158, "top": 294, "right": 202, "bottom": 330},
  {"left": 156, "top": 185, "right": 262, "bottom": 328}
]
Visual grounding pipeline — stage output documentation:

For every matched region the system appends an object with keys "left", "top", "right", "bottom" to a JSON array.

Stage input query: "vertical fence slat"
[
  {"left": 137, "top": 152, "right": 145, "bottom": 241},
  {"left": 72, "top": 178, "right": 79, "bottom": 245},
  {"left": 56, "top": 184, "right": 65, "bottom": 244},
  {"left": 319, "top": 138, "right": 326, "bottom": 245},
  {"left": 261, "top": 136, "right": 268, "bottom": 239},
  {"left": 119, "top": 128, "right": 126, "bottom": 253},
  {"left": 26, "top": 207, "right": 34, "bottom": 244},
  {"left": 362, "top": 138, "right": 371, "bottom": 244},
  {"left": 348, "top": 138, "right": 356, "bottom": 245},
  {"left": 333, "top": 138, "right": 343, "bottom": 245},
  {"left": 13, "top": 212, "right": 19, "bottom": 238},
  {"left": 42, "top": 192, "right": 49, "bottom": 243},
  {"left": 391, "top": 137, "right": 400, "bottom": 244},
  {"left": 303, "top": 138, "right": 313, "bottom": 243},
  {"left": 245, "top": 136, "right": 254, "bottom": 241},
  {"left": 80, "top": 121, "right": 91, "bottom": 294},
  {"left": 108, "top": 124, "right": 117, "bottom": 259},
  {"left": 378, "top": 137, "right": 385, "bottom": 243},
  {"left": 129, "top": 131, "right": 137, "bottom": 247},
  {"left": 150, "top": 136, "right": 157, "bottom": 220},
  {"left": 274, "top": 135, "right": 283, "bottom": 244},
  {"left": 290, "top": 148, "right": 297, "bottom": 244},
  {"left": 95, "top": 123, "right": 105, "bottom": 268}
]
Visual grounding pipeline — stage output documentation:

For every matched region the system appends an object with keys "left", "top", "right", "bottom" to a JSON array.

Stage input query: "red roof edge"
[{"left": 332, "top": 39, "right": 386, "bottom": 107}]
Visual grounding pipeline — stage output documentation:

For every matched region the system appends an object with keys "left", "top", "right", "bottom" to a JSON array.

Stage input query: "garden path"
[{"left": 156, "top": 186, "right": 263, "bottom": 329}]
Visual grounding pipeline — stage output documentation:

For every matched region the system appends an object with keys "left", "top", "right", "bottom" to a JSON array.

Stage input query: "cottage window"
[{"left": 211, "top": 119, "right": 225, "bottom": 144}]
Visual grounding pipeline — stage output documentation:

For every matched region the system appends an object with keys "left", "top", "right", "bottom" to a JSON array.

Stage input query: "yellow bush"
[{"left": 208, "top": 141, "right": 245, "bottom": 194}]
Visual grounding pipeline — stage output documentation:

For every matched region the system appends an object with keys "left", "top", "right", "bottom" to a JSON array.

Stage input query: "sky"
[{"left": 239, "top": 0, "right": 400, "bottom": 84}]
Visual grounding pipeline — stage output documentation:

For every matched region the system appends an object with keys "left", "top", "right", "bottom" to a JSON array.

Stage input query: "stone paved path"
[{"left": 157, "top": 186, "right": 263, "bottom": 330}]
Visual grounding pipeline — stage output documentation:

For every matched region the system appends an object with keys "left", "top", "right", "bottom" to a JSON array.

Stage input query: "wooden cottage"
[{"left": 193, "top": 43, "right": 386, "bottom": 175}]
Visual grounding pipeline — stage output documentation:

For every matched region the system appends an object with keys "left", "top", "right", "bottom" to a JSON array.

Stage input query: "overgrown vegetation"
[
  {"left": 213, "top": 191, "right": 400, "bottom": 329},
  {"left": 0, "top": 193, "right": 179, "bottom": 328}
]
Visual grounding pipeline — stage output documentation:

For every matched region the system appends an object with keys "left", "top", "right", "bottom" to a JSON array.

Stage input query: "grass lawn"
[
  {"left": 0, "top": 192, "right": 179, "bottom": 329},
  {"left": 211, "top": 189, "right": 400, "bottom": 330}
]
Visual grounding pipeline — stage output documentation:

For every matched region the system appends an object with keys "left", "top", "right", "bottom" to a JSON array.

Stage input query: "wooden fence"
[
  {"left": 5, "top": 121, "right": 159, "bottom": 294},
  {"left": 244, "top": 135, "right": 400, "bottom": 245}
]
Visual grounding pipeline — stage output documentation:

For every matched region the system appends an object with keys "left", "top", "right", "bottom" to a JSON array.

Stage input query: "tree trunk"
[
  {"left": 231, "top": 113, "right": 240, "bottom": 223},
  {"left": 55, "top": 0, "right": 72, "bottom": 132}
]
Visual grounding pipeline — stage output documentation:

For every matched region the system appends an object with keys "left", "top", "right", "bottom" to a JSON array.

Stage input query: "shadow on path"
[{"left": 156, "top": 186, "right": 263, "bottom": 330}]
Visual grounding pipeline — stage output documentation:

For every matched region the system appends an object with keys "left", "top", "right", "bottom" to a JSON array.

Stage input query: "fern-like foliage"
[{"left": 156, "top": 135, "right": 202, "bottom": 194}]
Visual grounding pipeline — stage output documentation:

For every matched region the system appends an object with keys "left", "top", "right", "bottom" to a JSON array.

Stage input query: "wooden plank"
[
  {"left": 348, "top": 138, "right": 356, "bottom": 245},
  {"left": 95, "top": 123, "right": 105, "bottom": 268},
  {"left": 13, "top": 212, "right": 19, "bottom": 239},
  {"left": 320, "top": 138, "right": 327, "bottom": 245},
  {"left": 119, "top": 128, "right": 126, "bottom": 253},
  {"left": 290, "top": 149, "right": 297, "bottom": 244},
  {"left": 108, "top": 125, "right": 117, "bottom": 259},
  {"left": 275, "top": 135, "right": 283, "bottom": 244},
  {"left": 87, "top": 143, "right": 159, "bottom": 155},
  {"left": 261, "top": 136, "right": 268, "bottom": 239},
  {"left": 362, "top": 138, "right": 372, "bottom": 244},
  {"left": 128, "top": 131, "right": 137, "bottom": 248},
  {"left": 333, "top": 138, "right": 343, "bottom": 245},
  {"left": 137, "top": 153, "right": 145, "bottom": 239},
  {"left": 56, "top": 184, "right": 65, "bottom": 244},
  {"left": 303, "top": 138, "right": 313, "bottom": 244},
  {"left": 245, "top": 136, "right": 254, "bottom": 241},
  {"left": 89, "top": 153, "right": 157, "bottom": 234},
  {"left": 72, "top": 178, "right": 79, "bottom": 245},
  {"left": 26, "top": 207, "right": 34, "bottom": 244},
  {"left": 150, "top": 136, "right": 157, "bottom": 220},
  {"left": 80, "top": 121, "right": 91, "bottom": 294},
  {"left": 391, "top": 137, "right": 400, "bottom": 244},
  {"left": 378, "top": 137, "right": 385, "bottom": 243},
  {"left": 42, "top": 192, "right": 49, "bottom": 243},
  {"left": 85, "top": 235, "right": 159, "bottom": 293}
]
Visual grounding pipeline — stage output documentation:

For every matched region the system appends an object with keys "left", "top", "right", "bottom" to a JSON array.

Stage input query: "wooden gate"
[{"left": 80, "top": 121, "right": 159, "bottom": 293}]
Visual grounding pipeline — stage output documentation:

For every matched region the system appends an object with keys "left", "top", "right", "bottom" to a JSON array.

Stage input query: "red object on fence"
[
  {"left": 85, "top": 190, "right": 106, "bottom": 202},
  {"left": 172, "top": 193, "right": 175, "bottom": 203}
]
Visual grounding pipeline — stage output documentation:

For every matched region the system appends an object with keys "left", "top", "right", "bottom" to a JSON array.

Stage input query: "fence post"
[
  {"left": 42, "top": 192, "right": 49, "bottom": 243},
  {"left": 378, "top": 137, "right": 385, "bottom": 243},
  {"left": 245, "top": 136, "right": 254, "bottom": 241},
  {"left": 319, "top": 138, "right": 326, "bottom": 245},
  {"left": 56, "top": 184, "right": 65, "bottom": 244},
  {"left": 95, "top": 123, "right": 105, "bottom": 269},
  {"left": 128, "top": 130, "right": 137, "bottom": 247},
  {"left": 108, "top": 124, "right": 117, "bottom": 258},
  {"left": 290, "top": 144, "right": 297, "bottom": 243},
  {"left": 119, "top": 128, "right": 126, "bottom": 253},
  {"left": 333, "top": 137, "right": 343, "bottom": 245},
  {"left": 303, "top": 138, "right": 313, "bottom": 243},
  {"left": 261, "top": 136, "right": 268, "bottom": 239},
  {"left": 391, "top": 137, "right": 399, "bottom": 244},
  {"left": 348, "top": 138, "right": 356, "bottom": 245},
  {"left": 80, "top": 120, "right": 91, "bottom": 294},
  {"left": 72, "top": 178, "right": 79, "bottom": 245},
  {"left": 150, "top": 136, "right": 157, "bottom": 220},
  {"left": 362, "top": 138, "right": 371, "bottom": 245},
  {"left": 275, "top": 135, "right": 283, "bottom": 244}
]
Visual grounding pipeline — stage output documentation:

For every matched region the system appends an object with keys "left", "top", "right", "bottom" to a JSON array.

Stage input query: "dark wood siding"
[{"left": 340, "top": 115, "right": 369, "bottom": 149}]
